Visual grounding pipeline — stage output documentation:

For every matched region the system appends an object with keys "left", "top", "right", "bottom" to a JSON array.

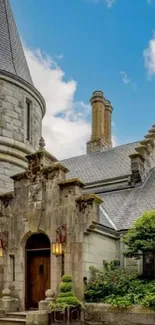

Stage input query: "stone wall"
[
  {"left": 83, "top": 232, "right": 119, "bottom": 280},
  {"left": 0, "top": 79, "right": 42, "bottom": 148},
  {"left": 0, "top": 161, "right": 24, "bottom": 193},
  {"left": 84, "top": 303, "right": 155, "bottom": 325},
  {"left": 0, "top": 76, "right": 44, "bottom": 192}
]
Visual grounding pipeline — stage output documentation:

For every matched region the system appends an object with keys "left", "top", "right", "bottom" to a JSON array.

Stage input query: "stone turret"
[
  {"left": 0, "top": 0, "right": 46, "bottom": 193},
  {"left": 86, "top": 91, "right": 113, "bottom": 154}
]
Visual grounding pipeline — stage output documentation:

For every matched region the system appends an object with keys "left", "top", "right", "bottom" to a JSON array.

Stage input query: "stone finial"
[
  {"left": 45, "top": 289, "right": 55, "bottom": 300},
  {"left": 2, "top": 288, "right": 11, "bottom": 298},
  {"left": 39, "top": 137, "right": 45, "bottom": 151},
  {"left": 39, "top": 289, "right": 55, "bottom": 311}
]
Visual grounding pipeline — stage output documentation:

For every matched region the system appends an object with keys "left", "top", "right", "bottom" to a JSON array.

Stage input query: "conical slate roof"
[{"left": 0, "top": 0, "right": 33, "bottom": 85}]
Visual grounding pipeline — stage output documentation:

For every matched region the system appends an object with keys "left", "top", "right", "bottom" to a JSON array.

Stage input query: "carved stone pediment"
[{"left": 28, "top": 183, "right": 42, "bottom": 203}]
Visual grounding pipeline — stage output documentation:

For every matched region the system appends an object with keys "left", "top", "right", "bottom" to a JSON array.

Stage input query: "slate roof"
[
  {"left": 0, "top": 0, "right": 33, "bottom": 85},
  {"left": 100, "top": 168, "right": 155, "bottom": 230},
  {"left": 62, "top": 142, "right": 139, "bottom": 184},
  {"left": 62, "top": 142, "right": 155, "bottom": 231}
]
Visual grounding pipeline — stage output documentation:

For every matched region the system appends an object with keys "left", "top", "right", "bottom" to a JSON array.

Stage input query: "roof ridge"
[{"left": 61, "top": 140, "right": 139, "bottom": 162}]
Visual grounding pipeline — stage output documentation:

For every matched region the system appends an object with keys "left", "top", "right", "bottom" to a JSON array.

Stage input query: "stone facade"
[
  {"left": 0, "top": 148, "right": 118, "bottom": 310},
  {"left": 1, "top": 0, "right": 155, "bottom": 317},
  {"left": 0, "top": 75, "right": 45, "bottom": 193}
]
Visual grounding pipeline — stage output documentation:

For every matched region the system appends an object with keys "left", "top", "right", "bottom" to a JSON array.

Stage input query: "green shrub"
[
  {"left": 85, "top": 263, "right": 155, "bottom": 309},
  {"left": 62, "top": 275, "right": 72, "bottom": 283},
  {"left": 58, "top": 291, "right": 75, "bottom": 298},
  {"left": 56, "top": 296, "right": 81, "bottom": 305},
  {"left": 85, "top": 265, "right": 137, "bottom": 303},
  {"left": 48, "top": 274, "right": 83, "bottom": 311},
  {"left": 59, "top": 282, "right": 73, "bottom": 292},
  {"left": 105, "top": 295, "right": 132, "bottom": 308},
  {"left": 141, "top": 293, "right": 155, "bottom": 310}
]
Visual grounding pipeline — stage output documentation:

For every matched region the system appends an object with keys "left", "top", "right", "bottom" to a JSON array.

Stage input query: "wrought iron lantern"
[
  {"left": 52, "top": 225, "right": 66, "bottom": 257},
  {"left": 51, "top": 241, "right": 63, "bottom": 257}
]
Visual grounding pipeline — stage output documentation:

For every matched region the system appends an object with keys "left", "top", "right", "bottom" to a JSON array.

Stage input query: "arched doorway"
[{"left": 25, "top": 233, "right": 50, "bottom": 310}]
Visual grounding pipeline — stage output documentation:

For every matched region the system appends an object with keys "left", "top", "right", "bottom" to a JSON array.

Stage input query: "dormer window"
[{"left": 26, "top": 98, "right": 31, "bottom": 141}]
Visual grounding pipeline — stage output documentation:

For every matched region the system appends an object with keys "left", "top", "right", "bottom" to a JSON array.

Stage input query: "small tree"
[
  {"left": 123, "top": 211, "right": 155, "bottom": 259},
  {"left": 48, "top": 274, "right": 82, "bottom": 311}
]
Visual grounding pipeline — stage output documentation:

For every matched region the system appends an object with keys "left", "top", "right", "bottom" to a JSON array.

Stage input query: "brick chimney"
[{"left": 86, "top": 91, "right": 113, "bottom": 154}]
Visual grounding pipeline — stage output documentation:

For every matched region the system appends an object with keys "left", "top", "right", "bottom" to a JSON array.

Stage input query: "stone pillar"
[
  {"left": 104, "top": 100, "right": 113, "bottom": 147},
  {"left": 0, "top": 288, "right": 19, "bottom": 312},
  {"left": 39, "top": 289, "right": 55, "bottom": 311}
]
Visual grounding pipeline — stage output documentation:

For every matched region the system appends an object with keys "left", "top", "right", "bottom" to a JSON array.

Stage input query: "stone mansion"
[{"left": 0, "top": 0, "right": 155, "bottom": 312}]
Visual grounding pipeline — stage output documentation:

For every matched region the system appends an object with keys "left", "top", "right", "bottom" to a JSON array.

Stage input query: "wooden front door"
[{"left": 25, "top": 233, "right": 51, "bottom": 310}]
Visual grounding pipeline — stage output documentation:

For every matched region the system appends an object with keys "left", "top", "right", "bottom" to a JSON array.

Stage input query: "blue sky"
[{"left": 10, "top": 0, "right": 155, "bottom": 158}]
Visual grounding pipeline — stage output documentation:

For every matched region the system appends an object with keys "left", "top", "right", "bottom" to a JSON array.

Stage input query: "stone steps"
[
  {"left": 0, "top": 317, "right": 26, "bottom": 324},
  {"left": 0, "top": 312, "right": 26, "bottom": 325},
  {"left": 7, "top": 312, "right": 27, "bottom": 319}
]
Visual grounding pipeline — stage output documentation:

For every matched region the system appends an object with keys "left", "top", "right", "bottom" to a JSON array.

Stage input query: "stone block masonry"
[
  {"left": 0, "top": 79, "right": 42, "bottom": 149},
  {"left": 84, "top": 303, "right": 155, "bottom": 325},
  {"left": 0, "top": 75, "right": 45, "bottom": 193}
]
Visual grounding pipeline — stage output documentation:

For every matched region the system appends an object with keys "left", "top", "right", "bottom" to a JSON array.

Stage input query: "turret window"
[{"left": 26, "top": 98, "right": 31, "bottom": 141}]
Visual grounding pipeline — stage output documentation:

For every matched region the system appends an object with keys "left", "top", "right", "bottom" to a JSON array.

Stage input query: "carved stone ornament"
[{"left": 28, "top": 183, "right": 42, "bottom": 203}]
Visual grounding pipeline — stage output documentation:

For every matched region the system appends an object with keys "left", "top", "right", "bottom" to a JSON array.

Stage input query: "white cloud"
[
  {"left": 120, "top": 71, "right": 131, "bottom": 84},
  {"left": 112, "top": 135, "right": 117, "bottom": 147},
  {"left": 120, "top": 71, "right": 138, "bottom": 91},
  {"left": 87, "top": 0, "right": 115, "bottom": 8},
  {"left": 24, "top": 47, "right": 91, "bottom": 159},
  {"left": 105, "top": 0, "right": 115, "bottom": 7},
  {"left": 24, "top": 47, "right": 117, "bottom": 159},
  {"left": 55, "top": 54, "right": 64, "bottom": 60},
  {"left": 144, "top": 32, "right": 155, "bottom": 77}
]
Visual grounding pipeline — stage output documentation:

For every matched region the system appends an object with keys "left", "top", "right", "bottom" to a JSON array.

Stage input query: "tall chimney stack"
[
  {"left": 104, "top": 99, "right": 113, "bottom": 147},
  {"left": 86, "top": 91, "right": 113, "bottom": 154}
]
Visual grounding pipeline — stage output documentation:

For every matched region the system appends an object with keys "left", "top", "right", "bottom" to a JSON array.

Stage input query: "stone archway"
[{"left": 25, "top": 233, "right": 51, "bottom": 310}]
